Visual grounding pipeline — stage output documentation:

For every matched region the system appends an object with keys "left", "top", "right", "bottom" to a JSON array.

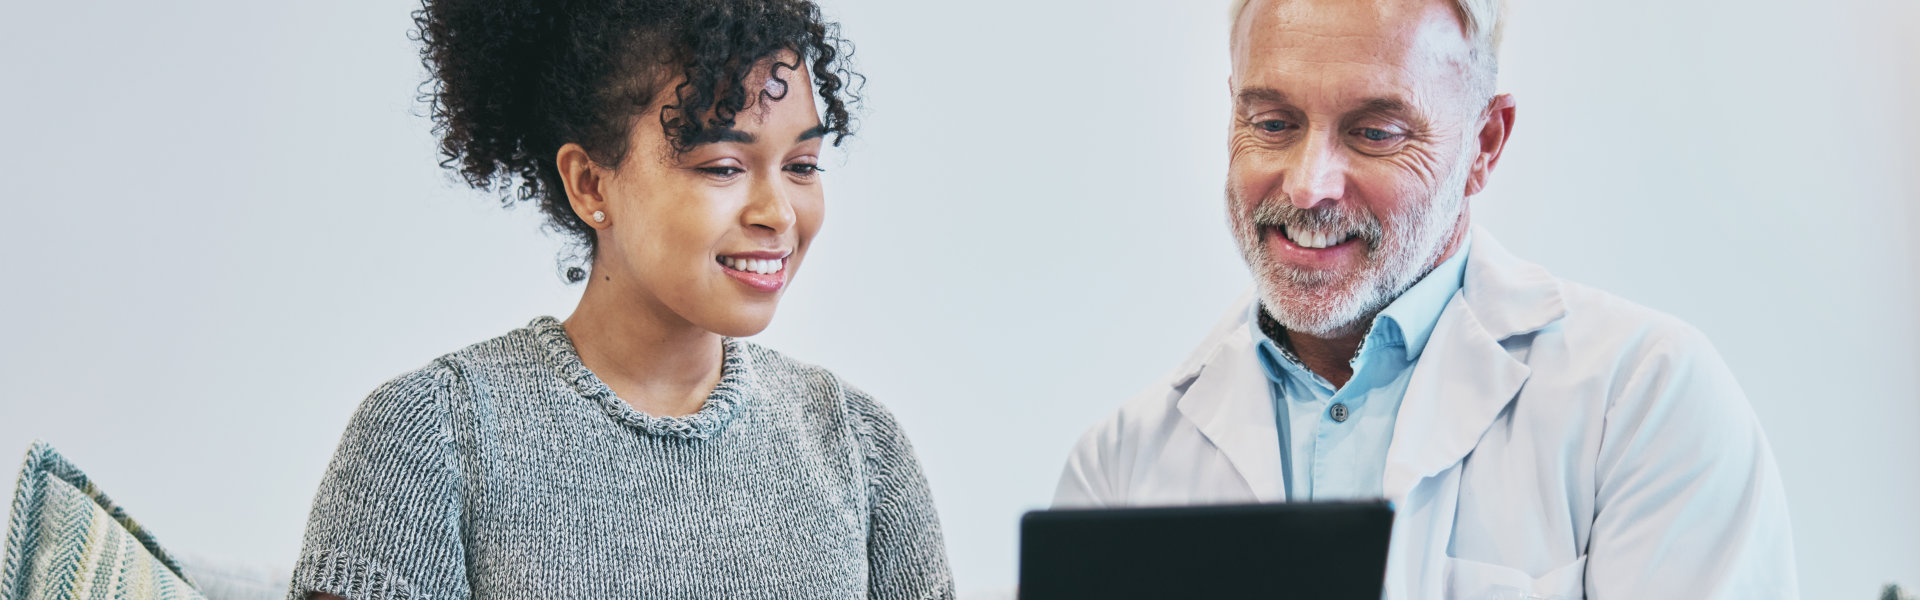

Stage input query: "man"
[{"left": 1051, "top": 0, "right": 1798, "bottom": 598}]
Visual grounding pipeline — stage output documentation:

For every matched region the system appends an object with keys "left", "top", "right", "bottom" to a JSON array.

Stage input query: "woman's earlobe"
[{"left": 557, "top": 142, "right": 611, "bottom": 229}]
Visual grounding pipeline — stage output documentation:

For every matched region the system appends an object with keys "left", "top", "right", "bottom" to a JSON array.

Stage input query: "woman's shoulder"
[
  {"left": 732, "top": 340, "right": 907, "bottom": 443},
  {"left": 355, "top": 318, "right": 558, "bottom": 420},
  {"left": 438, "top": 316, "right": 567, "bottom": 375},
  {"left": 734, "top": 340, "right": 863, "bottom": 403},
  {"left": 348, "top": 357, "right": 463, "bottom": 444}
]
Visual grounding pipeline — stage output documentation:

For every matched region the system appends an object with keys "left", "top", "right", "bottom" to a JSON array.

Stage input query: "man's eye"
[
  {"left": 1357, "top": 128, "right": 1396, "bottom": 142},
  {"left": 1257, "top": 119, "right": 1291, "bottom": 133}
]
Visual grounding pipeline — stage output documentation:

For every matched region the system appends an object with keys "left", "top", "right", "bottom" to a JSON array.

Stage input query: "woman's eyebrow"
[
  {"left": 688, "top": 128, "right": 757, "bottom": 146},
  {"left": 687, "top": 124, "right": 825, "bottom": 147}
]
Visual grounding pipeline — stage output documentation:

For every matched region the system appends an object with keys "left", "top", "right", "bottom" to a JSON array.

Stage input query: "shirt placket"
[{"left": 1307, "top": 328, "right": 1404, "bottom": 501}]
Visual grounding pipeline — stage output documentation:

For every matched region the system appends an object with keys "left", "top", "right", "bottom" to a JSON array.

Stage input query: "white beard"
[{"left": 1229, "top": 155, "right": 1472, "bottom": 338}]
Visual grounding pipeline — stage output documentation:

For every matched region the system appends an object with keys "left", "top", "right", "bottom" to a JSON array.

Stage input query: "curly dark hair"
[{"left": 413, "top": 0, "right": 861, "bottom": 281}]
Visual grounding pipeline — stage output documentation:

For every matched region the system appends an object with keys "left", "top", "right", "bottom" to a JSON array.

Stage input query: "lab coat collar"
[
  {"left": 1381, "top": 226, "right": 1568, "bottom": 500},
  {"left": 1458, "top": 226, "right": 1567, "bottom": 340},
  {"left": 1174, "top": 289, "right": 1287, "bottom": 502}
]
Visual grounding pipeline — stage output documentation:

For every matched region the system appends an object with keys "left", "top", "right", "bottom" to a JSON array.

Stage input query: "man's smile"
[{"left": 1262, "top": 224, "right": 1365, "bottom": 271}]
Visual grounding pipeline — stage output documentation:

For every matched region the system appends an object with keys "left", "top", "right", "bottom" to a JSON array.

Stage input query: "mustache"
[{"left": 1249, "top": 197, "right": 1385, "bottom": 247}]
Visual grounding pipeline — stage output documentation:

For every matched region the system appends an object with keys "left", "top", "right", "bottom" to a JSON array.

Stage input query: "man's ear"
[
  {"left": 1463, "top": 93, "right": 1517, "bottom": 197},
  {"left": 557, "top": 143, "right": 609, "bottom": 229}
]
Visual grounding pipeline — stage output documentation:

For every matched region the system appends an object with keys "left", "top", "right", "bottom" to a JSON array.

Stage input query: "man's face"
[{"left": 1227, "top": 0, "right": 1490, "bottom": 338}]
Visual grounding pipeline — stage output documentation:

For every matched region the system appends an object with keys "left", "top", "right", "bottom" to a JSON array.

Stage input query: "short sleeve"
[
  {"left": 288, "top": 362, "right": 470, "bottom": 600},
  {"left": 846, "top": 388, "right": 954, "bottom": 600}
]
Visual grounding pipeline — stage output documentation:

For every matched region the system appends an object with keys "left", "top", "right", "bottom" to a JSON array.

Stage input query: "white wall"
[{"left": 1, "top": 1, "right": 1913, "bottom": 596}]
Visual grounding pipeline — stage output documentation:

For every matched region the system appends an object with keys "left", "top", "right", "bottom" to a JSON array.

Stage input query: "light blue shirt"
[{"left": 1251, "top": 241, "right": 1470, "bottom": 501}]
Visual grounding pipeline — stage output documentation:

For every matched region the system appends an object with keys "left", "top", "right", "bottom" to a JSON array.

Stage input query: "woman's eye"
[
  {"left": 785, "top": 163, "right": 822, "bottom": 175},
  {"left": 1256, "top": 119, "right": 1292, "bottom": 133},
  {"left": 697, "top": 166, "right": 744, "bottom": 177}
]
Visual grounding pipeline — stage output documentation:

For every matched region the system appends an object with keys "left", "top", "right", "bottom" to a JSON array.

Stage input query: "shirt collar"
[
  {"left": 1252, "top": 306, "right": 1318, "bottom": 386},
  {"left": 1249, "top": 238, "right": 1472, "bottom": 377}
]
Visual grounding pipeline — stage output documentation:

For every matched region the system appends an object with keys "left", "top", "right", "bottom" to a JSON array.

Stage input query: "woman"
[{"left": 289, "top": 1, "right": 952, "bottom": 598}]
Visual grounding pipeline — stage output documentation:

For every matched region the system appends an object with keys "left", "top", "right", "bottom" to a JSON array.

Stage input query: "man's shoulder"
[
  {"left": 1086, "top": 293, "right": 1259, "bottom": 438},
  {"left": 1524, "top": 277, "right": 1753, "bottom": 428},
  {"left": 1547, "top": 278, "right": 1720, "bottom": 365},
  {"left": 1096, "top": 369, "right": 1194, "bottom": 433},
  {"left": 1463, "top": 228, "right": 1718, "bottom": 363}
]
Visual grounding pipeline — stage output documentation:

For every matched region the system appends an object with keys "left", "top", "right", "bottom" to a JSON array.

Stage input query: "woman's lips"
[{"left": 717, "top": 253, "right": 788, "bottom": 293}]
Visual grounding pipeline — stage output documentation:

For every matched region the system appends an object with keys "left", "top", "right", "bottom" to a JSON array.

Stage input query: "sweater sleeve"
[
  {"left": 288, "top": 362, "right": 470, "bottom": 600},
  {"left": 846, "top": 389, "right": 954, "bottom": 600}
]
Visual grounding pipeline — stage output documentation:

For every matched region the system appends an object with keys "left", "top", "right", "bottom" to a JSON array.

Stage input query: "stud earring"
[{"left": 591, "top": 210, "right": 606, "bottom": 223}]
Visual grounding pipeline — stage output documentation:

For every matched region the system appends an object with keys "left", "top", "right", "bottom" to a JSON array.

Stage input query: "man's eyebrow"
[
  {"left": 687, "top": 128, "right": 756, "bottom": 146},
  {"left": 1353, "top": 97, "right": 1413, "bottom": 116},
  {"left": 1235, "top": 87, "right": 1289, "bottom": 107},
  {"left": 796, "top": 124, "right": 827, "bottom": 142}
]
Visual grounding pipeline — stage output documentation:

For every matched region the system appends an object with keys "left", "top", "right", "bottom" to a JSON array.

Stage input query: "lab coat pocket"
[{"left": 1444, "top": 555, "right": 1587, "bottom": 600}]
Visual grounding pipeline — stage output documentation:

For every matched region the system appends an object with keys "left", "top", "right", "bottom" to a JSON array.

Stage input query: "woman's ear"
[{"left": 557, "top": 143, "right": 610, "bottom": 229}]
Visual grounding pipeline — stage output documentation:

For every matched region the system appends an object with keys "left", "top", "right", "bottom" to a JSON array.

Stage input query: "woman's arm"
[
  {"left": 847, "top": 389, "right": 954, "bottom": 600},
  {"left": 287, "top": 362, "right": 471, "bottom": 600}
]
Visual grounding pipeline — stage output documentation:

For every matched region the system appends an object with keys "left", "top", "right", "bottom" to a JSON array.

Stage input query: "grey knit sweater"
[{"left": 289, "top": 317, "right": 953, "bottom": 599}]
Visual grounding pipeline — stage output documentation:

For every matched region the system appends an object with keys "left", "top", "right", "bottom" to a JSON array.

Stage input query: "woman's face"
[{"left": 589, "top": 58, "right": 826, "bottom": 338}]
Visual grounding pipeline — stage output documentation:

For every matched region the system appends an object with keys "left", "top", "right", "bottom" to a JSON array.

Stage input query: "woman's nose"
[{"left": 744, "top": 173, "right": 797, "bottom": 233}]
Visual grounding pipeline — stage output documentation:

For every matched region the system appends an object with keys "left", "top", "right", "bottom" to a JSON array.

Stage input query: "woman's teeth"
[
  {"left": 720, "top": 256, "right": 783, "bottom": 274},
  {"left": 1284, "top": 226, "right": 1353, "bottom": 249}
]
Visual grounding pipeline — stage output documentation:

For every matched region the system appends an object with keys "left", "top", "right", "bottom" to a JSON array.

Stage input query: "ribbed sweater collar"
[{"left": 528, "top": 316, "right": 748, "bottom": 440}]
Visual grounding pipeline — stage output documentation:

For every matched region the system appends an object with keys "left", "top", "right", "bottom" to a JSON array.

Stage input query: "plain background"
[{"left": 2, "top": 0, "right": 1915, "bottom": 596}]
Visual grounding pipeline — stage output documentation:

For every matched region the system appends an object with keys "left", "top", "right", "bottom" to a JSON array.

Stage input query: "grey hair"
[{"left": 1229, "top": 0, "right": 1504, "bottom": 99}]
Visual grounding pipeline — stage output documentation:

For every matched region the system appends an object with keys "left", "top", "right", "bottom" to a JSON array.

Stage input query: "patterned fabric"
[
  {"left": 2, "top": 441, "right": 204, "bottom": 600},
  {"left": 290, "top": 317, "right": 953, "bottom": 600}
]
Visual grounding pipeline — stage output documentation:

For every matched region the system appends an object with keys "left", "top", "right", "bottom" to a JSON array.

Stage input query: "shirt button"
[{"left": 1330, "top": 403, "right": 1350, "bottom": 423}]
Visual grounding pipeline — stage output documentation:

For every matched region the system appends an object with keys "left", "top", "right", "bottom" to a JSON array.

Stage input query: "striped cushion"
[{"left": 2, "top": 441, "right": 204, "bottom": 599}]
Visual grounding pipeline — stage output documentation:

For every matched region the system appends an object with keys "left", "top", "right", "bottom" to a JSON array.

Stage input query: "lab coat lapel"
[
  {"left": 1175, "top": 296, "right": 1287, "bottom": 503},
  {"left": 1382, "top": 227, "right": 1567, "bottom": 501},
  {"left": 1381, "top": 299, "right": 1529, "bottom": 501}
]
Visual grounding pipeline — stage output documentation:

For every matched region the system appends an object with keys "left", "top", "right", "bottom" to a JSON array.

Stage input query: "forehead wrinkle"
[
  {"left": 1235, "top": 5, "right": 1479, "bottom": 119},
  {"left": 1235, "top": 0, "right": 1476, "bottom": 75},
  {"left": 1238, "top": 64, "right": 1417, "bottom": 113}
]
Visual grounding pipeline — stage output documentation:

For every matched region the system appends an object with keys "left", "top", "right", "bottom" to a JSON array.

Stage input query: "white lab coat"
[{"left": 1053, "top": 227, "right": 1798, "bottom": 599}]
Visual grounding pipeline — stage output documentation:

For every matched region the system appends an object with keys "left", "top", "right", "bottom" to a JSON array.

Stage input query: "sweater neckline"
[{"left": 528, "top": 316, "right": 747, "bottom": 440}]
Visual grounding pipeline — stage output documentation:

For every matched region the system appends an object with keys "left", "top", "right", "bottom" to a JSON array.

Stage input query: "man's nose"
[
  {"left": 1283, "top": 132, "right": 1348, "bottom": 209},
  {"left": 743, "top": 173, "right": 797, "bottom": 234}
]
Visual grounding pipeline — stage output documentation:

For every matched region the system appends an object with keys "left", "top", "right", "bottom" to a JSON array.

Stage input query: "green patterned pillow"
[{"left": 2, "top": 441, "right": 204, "bottom": 599}]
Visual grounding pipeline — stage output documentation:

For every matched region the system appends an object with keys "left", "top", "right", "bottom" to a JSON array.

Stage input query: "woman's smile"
[{"left": 717, "top": 250, "right": 791, "bottom": 293}]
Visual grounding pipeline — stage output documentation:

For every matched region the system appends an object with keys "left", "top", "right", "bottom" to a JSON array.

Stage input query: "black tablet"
[{"left": 1018, "top": 501, "right": 1394, "bottom": 600}]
